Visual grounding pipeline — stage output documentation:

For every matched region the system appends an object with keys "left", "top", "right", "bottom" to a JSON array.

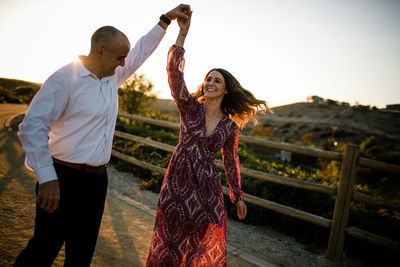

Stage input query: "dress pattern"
[{"left": 146, "top": 45, "right": 244, "bottom": 267}]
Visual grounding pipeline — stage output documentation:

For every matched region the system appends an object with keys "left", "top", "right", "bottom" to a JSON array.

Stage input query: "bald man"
[{"left": 15, "top": 4, "right": 191, "bottom": 267}]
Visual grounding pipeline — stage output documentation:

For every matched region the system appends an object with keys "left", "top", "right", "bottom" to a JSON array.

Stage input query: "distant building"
[
  {"left": 341, "top": 102, "right": 350, "bottom": 107},
  {"left": 306, "top": 96, "right": 349, "bottom": 107},
  {"left": 324, "top": 99, "right": 336, "bottom": 105},
  {"left": 386, "top": 104, "right": 400, "bottom": 111},
  {"left": 307, "top": 95, "right": 324, "bottom": 104},
  {"left": 353, "top": 104, "right": 370, "bottom": 111}
]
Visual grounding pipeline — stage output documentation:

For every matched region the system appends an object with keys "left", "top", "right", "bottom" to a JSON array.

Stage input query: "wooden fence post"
[{"left": 326, "top": 144, "right": 360, "bottom": 261}]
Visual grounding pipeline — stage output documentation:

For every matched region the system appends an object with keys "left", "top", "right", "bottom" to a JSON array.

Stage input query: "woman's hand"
[
  {"left": 177, "top": 10, "right": 192, "bottom": 33},
  {"left": 235, "top": 200, "right": 247, "bottom": 220},
  {"left": 174, "top": 10, "right": 192, "bottom": 47}
]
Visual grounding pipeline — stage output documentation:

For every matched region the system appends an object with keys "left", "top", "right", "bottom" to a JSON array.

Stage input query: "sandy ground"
[{"left": 0, "top": 104, "right": 365, "bottom": 266}]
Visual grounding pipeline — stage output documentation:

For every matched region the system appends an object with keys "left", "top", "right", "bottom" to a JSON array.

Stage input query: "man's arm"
[
  {"left": 18, "top": 73, "right": 69, "bottom": 213},
  {"left": 116, "top": 4, "right": 191, "bottom": 86}
]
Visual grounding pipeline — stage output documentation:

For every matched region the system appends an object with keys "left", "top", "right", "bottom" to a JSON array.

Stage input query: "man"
[{"left": 14, "top": 4, "right": 191, "bottom": 266}]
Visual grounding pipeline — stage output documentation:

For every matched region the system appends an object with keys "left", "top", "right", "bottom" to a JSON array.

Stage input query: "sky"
[{"left": 1, "top": 0, "right": 399, "bottom": 108}]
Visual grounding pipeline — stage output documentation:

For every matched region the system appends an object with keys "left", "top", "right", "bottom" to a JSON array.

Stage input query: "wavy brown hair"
[{"left": 194, "top": 68, "right": 272, "bottom": 129}]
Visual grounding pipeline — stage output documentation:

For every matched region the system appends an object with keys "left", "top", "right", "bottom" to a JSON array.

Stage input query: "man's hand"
[
  {"left": 235, "top": 200, "right": 247, "bottom": 220},
  {"left": 37, "top": 180, "right": 60, "bottom": 213},
  {"left": 165, "top": 4, "right": 191, "bottom": 21}
]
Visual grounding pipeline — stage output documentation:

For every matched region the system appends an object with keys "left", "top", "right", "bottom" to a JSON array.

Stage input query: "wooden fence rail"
[
  {"left": 119, "top": 112, "right": 400, "bottom": 174},
  {"left": 115, "top": 112, "right": 400, "bottom": 261},
  {"left": 114, "top": 129, "right": 400, "bottom": 211}
]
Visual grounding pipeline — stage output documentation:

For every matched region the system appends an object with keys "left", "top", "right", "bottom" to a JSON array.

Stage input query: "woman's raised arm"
[{"left": 175, "top": 10, "right": 192, "bottom": 47}]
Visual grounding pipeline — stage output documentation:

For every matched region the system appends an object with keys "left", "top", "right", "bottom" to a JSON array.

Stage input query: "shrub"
[
  {"left": 0, "top": 86, "right": 20, "bottom": 103},
  {"left": 15, "top": 85, "right": 37, "bottom": 103},
  {"left": 250, "top": 125, "right": 273, "bottom": 137},
  {"left": 301, "top": 133, "right": 312, "bottom": 144}
]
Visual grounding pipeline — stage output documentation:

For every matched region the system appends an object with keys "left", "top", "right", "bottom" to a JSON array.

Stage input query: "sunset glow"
[{"left": 1, "top": 0, "right": 399, "bottom": 108}]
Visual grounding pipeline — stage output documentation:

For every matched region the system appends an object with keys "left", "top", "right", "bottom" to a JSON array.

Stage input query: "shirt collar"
[
  {"left": 76, "top": 59, "right": 93, "bottom": 78},
  {"left": 76, "top": 57, "right": 115, "bottom": 82}
]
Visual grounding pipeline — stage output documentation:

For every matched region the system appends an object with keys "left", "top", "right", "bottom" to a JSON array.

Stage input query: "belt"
[{"left": 52, "top": 158, "right": 107, "bottom": 174}]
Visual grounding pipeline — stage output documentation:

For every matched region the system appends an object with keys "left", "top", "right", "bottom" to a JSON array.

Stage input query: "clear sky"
[{"left": 1, "top": 0, "right": 399, "bottom": 108}]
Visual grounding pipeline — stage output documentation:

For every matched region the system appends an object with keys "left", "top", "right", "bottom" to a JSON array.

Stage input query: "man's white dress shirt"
[{"left": 18, "top": 24, "right": 165, "bottom": 184}]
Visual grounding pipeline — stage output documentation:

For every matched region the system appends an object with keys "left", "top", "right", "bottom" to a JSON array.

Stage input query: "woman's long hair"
[{"left": 193, "top": 68, "right": 272, "bottom": 129}]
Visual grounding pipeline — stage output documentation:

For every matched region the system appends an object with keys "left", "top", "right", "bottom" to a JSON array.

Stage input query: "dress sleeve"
[
  {"left": 222, "top": 125, "right": 245, "bottom": 203},
  {"left": 167, "top": 45, "right": 197, "bottom": 114}
]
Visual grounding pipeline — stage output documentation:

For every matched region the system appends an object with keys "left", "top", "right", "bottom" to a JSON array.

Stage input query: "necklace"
[{"left": 206, "top": 111, "right": 223, "bottom": 121}]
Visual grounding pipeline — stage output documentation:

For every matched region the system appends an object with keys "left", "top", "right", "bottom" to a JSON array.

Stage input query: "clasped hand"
[
  {"left": 177, "top": 9, "right": 192, "bottom": 32},
  {"left": 165, "top": 4, "right": 191, "bottom": 21}
]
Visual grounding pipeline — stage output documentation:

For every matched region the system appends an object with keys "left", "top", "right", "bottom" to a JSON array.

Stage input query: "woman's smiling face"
[{"left": 203, "top": 70, "right": 227, "bottom": 99}]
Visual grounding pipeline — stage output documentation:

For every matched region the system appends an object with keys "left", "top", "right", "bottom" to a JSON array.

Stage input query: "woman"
[{"left": 146, "top": 11, "right": 269, "bottom": 266}]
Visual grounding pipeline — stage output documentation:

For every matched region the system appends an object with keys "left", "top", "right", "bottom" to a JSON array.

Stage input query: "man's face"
[{"left": 98, "top": 37, "right": 130, "bottom": 77}]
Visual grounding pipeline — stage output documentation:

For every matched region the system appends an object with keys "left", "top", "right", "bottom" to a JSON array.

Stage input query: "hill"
[
  {"left": 2, "top": 76, "right": 398, "bottom": 151},
  {"left": 257, "top": 102, "right": 400, "bottom": 150},
  {"left": 0, "top": 77, "right": 41, "bottom": 91},
  {"left": 151, "top": 99, "right": 400, "bottom": 152}
]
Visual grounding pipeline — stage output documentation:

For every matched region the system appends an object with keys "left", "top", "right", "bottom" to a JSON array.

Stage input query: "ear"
[
  {"left": 95, "top": 45, "right": 104, "bottom": 59},
  {"left": 224, "top": 89, "right": 228, "bottom": 95}
]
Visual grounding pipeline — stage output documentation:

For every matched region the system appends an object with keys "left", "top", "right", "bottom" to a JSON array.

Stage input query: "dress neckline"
[{"left": 201, "top": 104, "right": 226, "bottom": 138}]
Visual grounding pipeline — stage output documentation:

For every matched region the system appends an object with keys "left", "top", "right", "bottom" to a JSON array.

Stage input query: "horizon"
[
  {"left": 1, "top": 0, "right": 399, "bottom": 108},
  {"left": 1, "top": 76, "right": 399, "bottom": 109}
]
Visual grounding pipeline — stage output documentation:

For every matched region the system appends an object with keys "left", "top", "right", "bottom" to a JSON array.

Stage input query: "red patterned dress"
[{"left": 146, "top": 45, "right": 244, "bottom": 267}]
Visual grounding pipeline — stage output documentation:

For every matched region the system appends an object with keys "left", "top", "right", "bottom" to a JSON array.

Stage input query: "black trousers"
[{"left": 14, "top": 162, "right": 108, "bottom": 267}]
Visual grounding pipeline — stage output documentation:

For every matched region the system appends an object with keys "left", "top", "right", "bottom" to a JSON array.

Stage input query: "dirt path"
[{"left": 0, "top": 104, "right": 364, "bottom": 266}]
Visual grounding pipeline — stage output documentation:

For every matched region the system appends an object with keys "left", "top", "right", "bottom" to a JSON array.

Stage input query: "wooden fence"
[{"left": 112, "top": 112, "right": 400, "bottom": 262}]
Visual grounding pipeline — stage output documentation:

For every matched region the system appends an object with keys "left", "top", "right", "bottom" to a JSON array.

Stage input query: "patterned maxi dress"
[{"left": 146, "top": 45, "right": 245, "bottom": 267}]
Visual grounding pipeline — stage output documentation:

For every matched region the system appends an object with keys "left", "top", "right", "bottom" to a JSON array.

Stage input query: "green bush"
[
  {"left": 0, "top": 86, "right": 20, "bottom": 103},
  {"left": 0, "top": 85, "right": 38, "bottom": 104},
  {"left": 15, "top": 85, "right": 37, "bottom": 103}
]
